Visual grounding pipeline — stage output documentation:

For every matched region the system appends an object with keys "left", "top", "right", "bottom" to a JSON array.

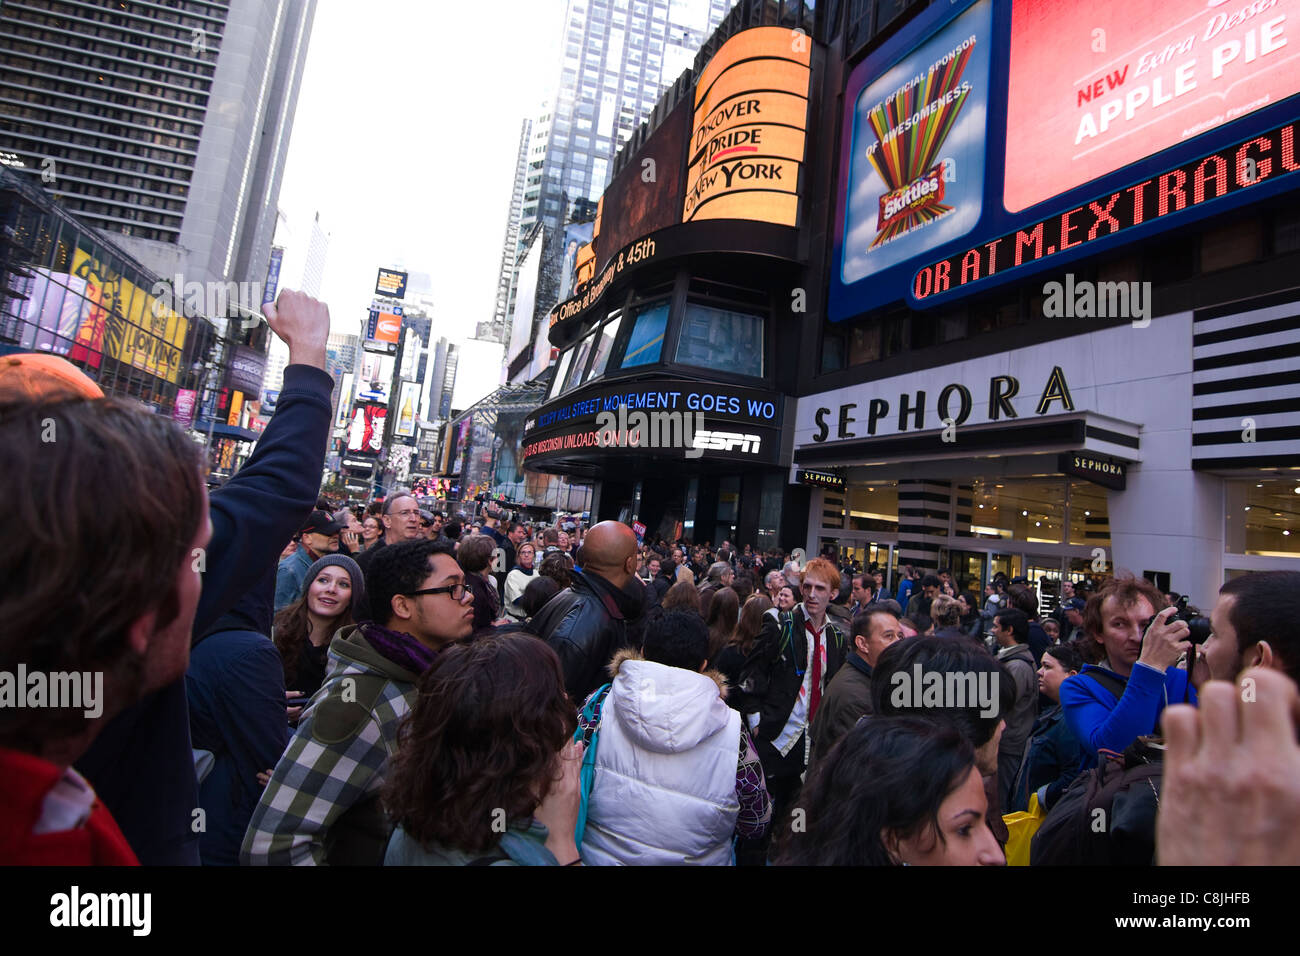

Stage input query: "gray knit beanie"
[{"left": 305, "top": 553, "right": 366, "bottom": 618}]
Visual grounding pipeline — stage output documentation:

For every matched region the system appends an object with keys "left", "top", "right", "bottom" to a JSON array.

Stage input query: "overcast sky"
[{"left": 273, "top": 0, "right": 566, "bottom": 406}]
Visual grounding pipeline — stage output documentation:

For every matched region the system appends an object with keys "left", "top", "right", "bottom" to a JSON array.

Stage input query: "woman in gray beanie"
[{"left": 272, "top": 554, "right": 367, "bottom": 701}]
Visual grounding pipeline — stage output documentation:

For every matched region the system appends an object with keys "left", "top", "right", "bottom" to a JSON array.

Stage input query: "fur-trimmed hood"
[
  {"left": 608, "top": 647, "right": 729, "bottom": 697},
  {"left": 603, "top": 648, "right": 734, "bottom": 755}
]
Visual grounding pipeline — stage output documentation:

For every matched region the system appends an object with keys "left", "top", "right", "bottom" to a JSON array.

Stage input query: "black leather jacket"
[
  {"left": 740, "top": 605, "right": 848, "bottom": 752},
  {"left": 529, "top": 568, "right": 639, "bottom": 702}
]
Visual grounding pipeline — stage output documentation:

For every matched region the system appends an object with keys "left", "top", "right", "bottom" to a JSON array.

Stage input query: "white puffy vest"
[{"left": 581, "top": 659, "right": 742, "bottom": 866}]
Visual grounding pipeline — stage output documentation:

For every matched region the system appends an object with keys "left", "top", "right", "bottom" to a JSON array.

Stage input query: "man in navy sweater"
[
  {"left": 186, "top": 566, "right": 290, "bottom": 865},
  {"left": 74, "top": 291, "right": 335, "bottom": 865}
]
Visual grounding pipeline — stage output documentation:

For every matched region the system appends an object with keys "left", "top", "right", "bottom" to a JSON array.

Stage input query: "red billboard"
[
  {"left": 1004, "top": 0, "right": 1300, "bottom": 213},
  {"left": 345, "top": 402, "right": 387, "bottom": 454}
]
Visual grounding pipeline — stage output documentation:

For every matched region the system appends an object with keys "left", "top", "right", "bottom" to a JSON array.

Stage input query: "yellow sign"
[
  {"left": 683, "top": 26, "right": 811, "bottom": 226},
  {"left": 71, "top": 249, "right": 187, "bottom": 384}
]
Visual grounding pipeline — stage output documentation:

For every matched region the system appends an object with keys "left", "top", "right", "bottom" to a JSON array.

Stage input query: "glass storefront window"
[
  {"left": 716, "top": 475, "right": 740, "bottom": 544},
  {"left": 967, "top": 479, "right": 1065, "bottom": 543},
  {"left": 1067, "top": 481, "right": 1111, "bottom": 547},
  {"left": 756, "top": 472, "right": 783, "bottom": 552},
  {"left": 1225, "top": 479, "right": 1300, "bottom": 556},
  {"left": 675, "top": 301, "right": 764, "bottom": 377},
  {"left": 845, "top": 482, "right": 899, "bottom": 533},
  {"left": 950, "top": 550, "right": 987, "bottom": 595},
  {"left": 620, "top": 300, "right": 668, "bottom": 368}
]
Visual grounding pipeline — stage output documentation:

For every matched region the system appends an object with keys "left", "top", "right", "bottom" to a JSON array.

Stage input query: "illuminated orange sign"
[
  {"left": 375, "top": 312, "right": 401, "bottom": 344},
  {"left": 575, "top": 242, "right": 595, "bottom": 287},
  {"left": 682, "top": 26, "right": 811, "bottom": 226}
]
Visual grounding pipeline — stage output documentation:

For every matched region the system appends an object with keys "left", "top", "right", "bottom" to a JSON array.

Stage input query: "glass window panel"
[
  {"left": 675, "top": 302, "right": 764, "bottom": 377},
  {"left": 1225, "top": 479, "right": 1300, "bottom": 556},
  {"left": 562, "top": 331, "right": 596, "bottom": 394},
  {"left": 1067, "top": 480, "right": 1111, "bottom": 548},
  {"left": 547, "top": 348, "right": 574, "bottom": 400},
  {"left": 620, "top": 300, "right": 668, "bottom": 368},
  {"left": 584, "top": 314, "right": 622, "bottom": 383},
  {"left": 965, "top": 479, "right": 1065, "bottom": 543},
  {"left": 844, "top": 481, "right": 899, "bottom": 533},
  {"left": 848, "top": 321, "right": 881, "bottom": 365}
]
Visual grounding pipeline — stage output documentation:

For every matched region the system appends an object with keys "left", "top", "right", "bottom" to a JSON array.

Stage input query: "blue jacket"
[
  {"left": 1059, "top": 662, "right": 1196, "bottom": 769},
  {"left": 187, "top": 627, "right": 289, "bottom": 865},
  {"left": 896, "top": 579, "right": 914, "bottom": 609},
  {"left": 274, "top": 543, "right": 314, "bottom": 613},
  {"left": 1010, "top": 703, "right": 1083, "bottom": 811},
  {"left": 74, "top": 364, "right": 334, "bottom": 865}
]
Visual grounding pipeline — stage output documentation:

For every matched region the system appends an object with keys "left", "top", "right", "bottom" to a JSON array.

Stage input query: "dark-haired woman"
[
  {"left": 272, "top": 555, "right": 364, "bottom": 706},
  {"left": 519, "top": 575, "right": 561, "bottom": 622},
  {"left": 715, "top": 594, "right": 772, "bottom": 715},
  {"left": 662, "top": 580, "right": 701, "bottom": 615},
  {"left": 772, "top": 716, "right": 1004, "bottom": 866},
  {"left": 704, "top": 586, "right": 740, "bottom": 668},
  {"left": 537, "top": 549, "right": 574, "bottom": 590},
  {"left": 383, "top": 632, "right": 583, "bottom": 865},
  {"left": 957, "top": 591, "right": 984, "bottom": 640},
  {"left": 457, "top": 534, "right": 501, "bottom": 633}
]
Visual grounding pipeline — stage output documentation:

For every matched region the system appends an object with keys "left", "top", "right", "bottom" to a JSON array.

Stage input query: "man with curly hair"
[{"left": 243, "top": 539, "right": 474, "bottom": 865}]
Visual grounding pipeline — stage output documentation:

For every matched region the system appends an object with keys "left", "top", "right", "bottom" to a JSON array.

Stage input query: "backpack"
[{"left": 1029, "top": 669, "right": 1162, "bottom": 865}]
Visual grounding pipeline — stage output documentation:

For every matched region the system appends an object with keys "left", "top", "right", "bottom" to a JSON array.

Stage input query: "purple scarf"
[{"left": 361, "top": 622, "right": 439, "bottom": 676}]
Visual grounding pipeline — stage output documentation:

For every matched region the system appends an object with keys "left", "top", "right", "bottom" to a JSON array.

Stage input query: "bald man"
[{"left": 530, "top": 520, "right": 643, "bottom": 700}]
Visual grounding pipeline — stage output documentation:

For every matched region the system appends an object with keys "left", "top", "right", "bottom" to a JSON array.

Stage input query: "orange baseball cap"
[{"left": 0, "top": 352, "right": 105, "bottom": 402}]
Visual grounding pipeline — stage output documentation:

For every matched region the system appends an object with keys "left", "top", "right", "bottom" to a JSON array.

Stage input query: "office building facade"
[{"left": 0, "top": 0, "right": 316, "bottom": 292}]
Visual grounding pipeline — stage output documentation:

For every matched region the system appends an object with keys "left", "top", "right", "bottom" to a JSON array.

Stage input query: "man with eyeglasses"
[
  {"left": 354, "top": 492, "right": 425, "bottom": 576},
  {"left": 244, "top": 539, "right": 474, "bottom": 865}
]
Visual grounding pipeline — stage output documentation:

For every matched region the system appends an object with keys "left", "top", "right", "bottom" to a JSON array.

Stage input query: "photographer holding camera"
[{"left": 1059, "top": 574, "right": 1197, "bottom": 768}]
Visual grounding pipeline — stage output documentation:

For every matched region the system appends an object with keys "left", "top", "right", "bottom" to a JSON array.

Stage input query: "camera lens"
[{"left": 1186, "top": 616, "right": 1212, "bottom": 646}]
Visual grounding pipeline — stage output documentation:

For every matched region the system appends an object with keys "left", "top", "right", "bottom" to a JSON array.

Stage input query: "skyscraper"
[
  {"left": 301, "top": 211, "right": 329, "bottom": 298},
  {"left": 527, "top": 0, "right": 731, "bottom": 238},
  {"left": 481, "top": 118, "right": 532, "bottom": 344},
  {"left": 324, "top": 329, "right": 359, "bottom": 429},
  {"left": 0, "top": 0, "right": 316, "bottom": 293},
  {"left": 492, "top": 0, "right": 731, "bottom": 354}
]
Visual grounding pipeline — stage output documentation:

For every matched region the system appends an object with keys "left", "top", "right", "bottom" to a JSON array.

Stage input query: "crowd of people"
[{"left": 3, "top": 290, "right": 1300, "bottom": 867}]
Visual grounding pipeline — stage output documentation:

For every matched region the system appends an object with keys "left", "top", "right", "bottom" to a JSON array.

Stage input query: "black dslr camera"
[{"left": 1143, "top": 595, "right": 1212, "bottom": 646}]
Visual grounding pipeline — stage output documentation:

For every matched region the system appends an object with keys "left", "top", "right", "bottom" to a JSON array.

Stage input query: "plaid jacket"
[{"left": 241, "top": 625, "right": 420, "bottom": 865}]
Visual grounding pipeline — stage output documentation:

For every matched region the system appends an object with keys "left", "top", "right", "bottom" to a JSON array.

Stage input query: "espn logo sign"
[{"left": 693, "top": 430, "right": 762, "bottom": 454}]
